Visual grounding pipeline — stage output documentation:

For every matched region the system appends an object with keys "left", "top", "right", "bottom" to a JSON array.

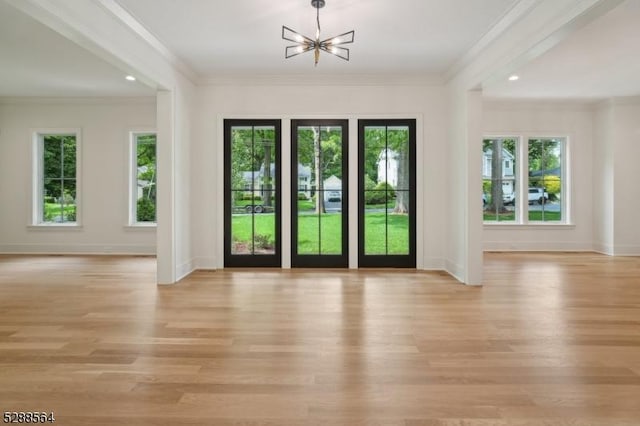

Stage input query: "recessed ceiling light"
[
  {"left": 125, "top": 75, "right": 136, "bottom": 81},
  {"left": 508, "top": 75, "right": 519, "bottom": 81}
]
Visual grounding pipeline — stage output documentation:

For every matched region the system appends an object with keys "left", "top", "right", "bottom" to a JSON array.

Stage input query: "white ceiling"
[
  {"left": 484, "top": 0, "right": 640, "bottom": 100},
  {"left": 2, "top": 0, "right": 638, "bottom": 101},
  {"left": 114, "top": 0, "right": 519, "bottom": 76},
  {"left": 0, "top": 0, "right": 154, "bottom": 97}
]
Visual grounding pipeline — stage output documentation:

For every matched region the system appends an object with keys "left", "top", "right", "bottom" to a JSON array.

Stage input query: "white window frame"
[
  {"left": 31, "top": 129, "right": 82, "bottom": 227},
  {"left": 482, "top": 136, "right": 520, "bottom": 224},
  {"left": 128, "top": 131, "right": 157, "bottom": 227},
  {"left": 483, "top": 134, "right": 571, "bottom": 226}
]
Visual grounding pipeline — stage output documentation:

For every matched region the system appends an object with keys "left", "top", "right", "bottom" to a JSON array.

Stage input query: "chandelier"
[{"left": 282, "top": 0, "right": 355, "bottom": 66}]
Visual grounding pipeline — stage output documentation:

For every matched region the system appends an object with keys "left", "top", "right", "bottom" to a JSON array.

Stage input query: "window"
[
  {"left": 33, "top": 131, "right": 80, "bottom": 225},
  {"left": 130, "top": 132, "right": 157, "bottom": 224},
  {"left": 528, "top": 138, "right": 564, "bottom": 222},
  {"left": 483, "top": 136, "right": 567, "bottom": 224}
]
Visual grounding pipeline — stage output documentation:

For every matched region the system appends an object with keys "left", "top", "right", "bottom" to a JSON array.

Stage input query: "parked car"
[
  {"left": 327, "top": 191, "right": 341, "bottom": 202},
  {"left": 528, "top": 188, "right": 549, "bottom": 204},
  {"left": 503, "top": 192, "right": 515, "bottom": 205},
  {"left": 244, "top": 204, "right": 274, "bottom": 213},
  {"left": 501, "top": 188, "right": 549, "bottom": 205}
]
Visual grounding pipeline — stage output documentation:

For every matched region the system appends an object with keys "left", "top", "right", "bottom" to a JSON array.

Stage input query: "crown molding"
[
  {"left": 483, "top": 97, "right": 598, "bottom": 111},
  {"left": 198, "top": 73, "right": 445, "bottom": 87},
  {"left": 0, "top": 96, "right": 156, "bottom": 106}
]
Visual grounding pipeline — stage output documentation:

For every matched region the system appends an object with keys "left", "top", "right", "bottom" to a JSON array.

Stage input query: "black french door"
[
  {"left": 291, "top": 120, "right": 348, "bottom": 267},
  {"left": 358, "top": 119, "right": 416, "bottom": 267},
  {"left": 224, "top": 119, "right": 281, "bottom": 267}
]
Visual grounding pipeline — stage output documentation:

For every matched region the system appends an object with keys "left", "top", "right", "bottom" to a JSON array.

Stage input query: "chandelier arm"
[
  {"left": 319, "top": 45, "right": 350, "bottom": 61},
  {"left": 286, "top": 44, "right": 315, "bottom": 59},
  {"left": 320, "top": 30, "right": 355, "bottom": 46},
  {"left": 282, "top": 26, "right": 315, "bottom": 44}
]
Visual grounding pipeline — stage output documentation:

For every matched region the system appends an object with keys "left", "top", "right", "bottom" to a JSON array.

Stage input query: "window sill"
[
  {"left": 124, "top": 223, "right": 157, "bottom": 231},
  {"left": 484, "top": 223, "right": 575, "bottom": 230},
  {"left": 28, "top": 224, "right": 83, "bottom": 231}
]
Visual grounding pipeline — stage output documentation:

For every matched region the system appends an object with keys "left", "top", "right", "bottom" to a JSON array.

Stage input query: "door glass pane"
[
  {"left": 386, "top": 126, "right": 409, "bottom": 191},
  {"left": 229, "top": 124, "right": 277, "bottom": 255},
  {"left": 388, "top": 190, "right": 409, "bottom": 254},
  {"left": 363, "top": 126, "right": 386, "bottom": 255},
  {"left": 296, "top": 125, "right": 344, "bottom": 256},
  {"left": 320, "top": 204, "right": 341, "bottom": 254},
  {"left": 362, "top": 123, "right": 414, "bottom": 258},
  {"left": 298, "top": 214, "right": 319, "bottom": 254}
]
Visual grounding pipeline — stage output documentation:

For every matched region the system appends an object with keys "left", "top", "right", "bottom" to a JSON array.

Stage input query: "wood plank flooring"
[{"left": 0, "top": 252, "right": 639, "bottom": 425}]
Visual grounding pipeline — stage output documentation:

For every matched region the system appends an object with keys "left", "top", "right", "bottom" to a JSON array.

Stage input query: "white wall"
[
  {"left": 0, "top": 97, "right": 157, "bottom": 254},
  {"left": 592, "top": 97, "right": 640, "bottom": 256},
  {"left": 445, "top": 88, "right": 484, "bottom": 285},
  {"left": 156, "top": 75, "right": 197, "bottom": 284},
  {"left": 593, "top": 101, "right": 614, "bottom": 254},
  {"left": 482, "top": 100, "right": 595, "bottom": 251},
  {"left": 612, "top": 99, "right": 640, "bottom": 254},
  {"left": 191, "top": 81, "right": 448, "bottom": 271}
]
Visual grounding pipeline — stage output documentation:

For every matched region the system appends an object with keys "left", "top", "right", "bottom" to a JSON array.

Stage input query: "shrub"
[
  {"left": 364, "top": 175, "right": 376, "bottom": 191},
  {"left": 137, "top": 197, "right": 156, "bottom": 222},
  {"left": 254, "top": 234, "right": 274, "bottom": 250},
  {"left": 366, "top": 181, "right": 395, "bottom": 205},
  {"left": 241, "top": 193, "right": 262, "bottom": 201},
  {"left": 543, "top": 175, "right": 561, "bottom": 196},
  {"left": 297, "top": 192, "right": 308, "bottom": 200},
  {"left": 483, "top": 179, "right": 492, "bottom": 194},
  {"left": 375, "top": 181, "right": 395, "bottom": 198}
]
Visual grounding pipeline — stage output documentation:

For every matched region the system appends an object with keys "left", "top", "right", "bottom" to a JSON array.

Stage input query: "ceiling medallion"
[{"left": 282, "top": 0, "right": 355, "bottom": 66}]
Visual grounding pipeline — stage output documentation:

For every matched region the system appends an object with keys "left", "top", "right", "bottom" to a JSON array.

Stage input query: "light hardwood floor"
[{"left": 1, "top": 252, "right": 639, "bottom": 425}]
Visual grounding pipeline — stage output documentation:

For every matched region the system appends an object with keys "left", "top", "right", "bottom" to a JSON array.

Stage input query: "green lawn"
[
  {"left": 231, "top": 212, "right": 409, "bottom": 255},
  {"left": 231, "top": 214, "right": 276, "bottom": 253},
  {"left": 484, "top": 211, "right": 562, "bottom": 222},
  {"left": 364, "top": 213, "right": 409, "bottom": 255},
  {"left": 44, "top": 203, "right": 76, "bottom": 222}
]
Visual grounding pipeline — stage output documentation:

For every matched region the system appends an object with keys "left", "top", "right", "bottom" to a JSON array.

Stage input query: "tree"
[
  {"left": 297, "top": 126, "right": 343, "bottom": 214},
  {"left": 363, "top": 127, "right": 411, "bottom": 214},
  {"left": 229, "top": 127, "right": 275, "bottom": 205},
  {"left": 483, "top": 138, "right": 516, "bottom": 214},
  {"left": 43, "top": 135, "right": 77, "bottom": 221},
  {"left": 393, "top": 136, "right": 410, "bottom": 214},
  {"left": 136, "top": 134, "right": 157, "bottom": 222},
  {"left": 529, "top": 138, "right": 561, "bottom": 189},
  {"left": 484, "top": 139, "right": 504, "bottom": 213}
]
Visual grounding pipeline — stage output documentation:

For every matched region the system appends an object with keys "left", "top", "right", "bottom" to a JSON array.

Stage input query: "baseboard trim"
[
  {"left": 0, "top": 244, "right": 156, "bottom": 255},
  {"left": 613, "top": 245, "right": 640, "bottom": 256},
  {"left": 444, "top": 259, "right": 464, "bottom": 284},
  {"left": 194, "top": 257, "right": 217, "bottom": 270},
  {"left": 176, "top": 258, "right": 196, "bottom": 282},
  {"left": 593, "top": 242, "right": 614, "bottom": 256},
  {"left": 483, "top": 241, "right": 593, "bottom": 251},
  {"left": 421, "top": 257, "right": 445, "bottom": 270}
]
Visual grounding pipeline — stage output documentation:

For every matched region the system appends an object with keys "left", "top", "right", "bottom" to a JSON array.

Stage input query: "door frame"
[
  {"left": 223, "top": 119, "right": 282, "bottom": 267},
  {"left": 358, "top": 119, "right": 417, "bottom": 268}
]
